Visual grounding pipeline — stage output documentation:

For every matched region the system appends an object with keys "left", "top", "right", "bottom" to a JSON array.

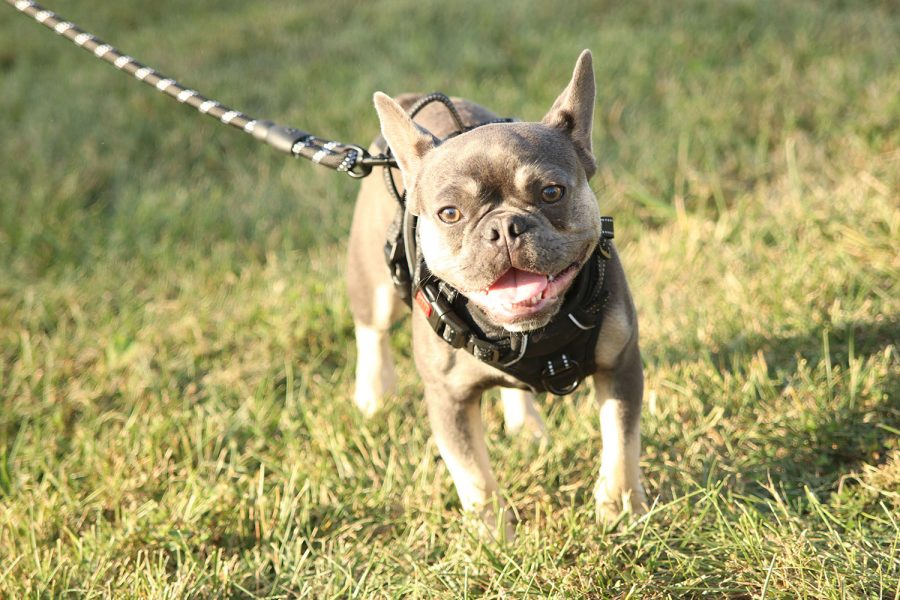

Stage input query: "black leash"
[{"left": 6, "top": 0, "right": 396, "bottom": 178}]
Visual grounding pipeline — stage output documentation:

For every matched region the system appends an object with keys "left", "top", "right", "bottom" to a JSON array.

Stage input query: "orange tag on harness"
[{"left": 414, "top": 290, "right": 433, "bottom": 317}]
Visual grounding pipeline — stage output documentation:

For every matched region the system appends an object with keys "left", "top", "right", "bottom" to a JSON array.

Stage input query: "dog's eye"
[
  {"left": 541, "top": 185, "right": 565, "bottom": 203},
  {"left": 437, "top": 206, "right": 462, "bottom": 224}
]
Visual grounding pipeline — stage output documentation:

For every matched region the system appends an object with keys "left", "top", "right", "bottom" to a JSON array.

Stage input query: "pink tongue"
[{"left": 487, "top": 269, "right": 548, "bottom": 304}]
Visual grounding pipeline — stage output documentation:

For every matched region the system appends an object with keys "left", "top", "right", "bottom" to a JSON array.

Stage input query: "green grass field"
[{"left": 1, "top": 0, "right": 898, "bottom": 597}]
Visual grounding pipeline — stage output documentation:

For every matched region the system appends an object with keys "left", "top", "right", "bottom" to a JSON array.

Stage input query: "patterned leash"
[{"left": 6, "top": 0, "right": 396, "bottom": 178}]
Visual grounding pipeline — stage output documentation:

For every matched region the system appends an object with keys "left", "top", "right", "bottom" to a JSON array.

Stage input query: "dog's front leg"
[
  {"left": 351, "top": 283, "right": 401, "bottom": 417},
  {"left": 425, "top": 384, "right": 515, "bottom": 540},
  {"left": 592, "top": 344, "right": 647, "bottom": 524}
]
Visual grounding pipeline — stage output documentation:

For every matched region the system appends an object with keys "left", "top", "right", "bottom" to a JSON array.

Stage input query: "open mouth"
[{"left": 465, "top": 261, "right": 581, "bottom": 322}]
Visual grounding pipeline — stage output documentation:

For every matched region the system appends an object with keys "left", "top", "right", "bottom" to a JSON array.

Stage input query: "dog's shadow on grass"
[{"left": 697, "top": 316, "right": 898, "bottom": 501}]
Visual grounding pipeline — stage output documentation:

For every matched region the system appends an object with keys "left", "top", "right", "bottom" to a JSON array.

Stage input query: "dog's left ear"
[{"left": 542, "top": 50, "right": 596, "bottom": 179}]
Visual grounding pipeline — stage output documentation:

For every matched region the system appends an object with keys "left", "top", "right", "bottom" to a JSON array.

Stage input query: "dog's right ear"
[
  {"left": 373, "top": 92, "right": 437, "bottom": 193},
  {"left": 542, "top": 50, "right": 596, "bottom": 179}
]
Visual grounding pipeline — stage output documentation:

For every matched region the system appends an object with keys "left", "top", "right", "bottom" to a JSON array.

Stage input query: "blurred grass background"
[{"left": 0, "top": 0, "right": 898, "bottom": 597}]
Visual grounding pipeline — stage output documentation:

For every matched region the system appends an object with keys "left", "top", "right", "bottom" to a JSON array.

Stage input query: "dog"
[{"left": 346, "top": 51, "right": 646, "bottom": 539}]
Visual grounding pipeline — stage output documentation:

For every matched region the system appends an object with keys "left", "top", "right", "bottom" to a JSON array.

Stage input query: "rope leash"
[{"left": 6, "top": 0, "right": 396, "bottom": 178}]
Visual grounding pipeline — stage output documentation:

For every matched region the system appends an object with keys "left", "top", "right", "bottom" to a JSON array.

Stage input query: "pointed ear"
[
  {"left": 373, "top": 92, "right": 437, "bottom": 192},
  {"left": 542, "top": 50, "right": 596, "bottom": 179}
]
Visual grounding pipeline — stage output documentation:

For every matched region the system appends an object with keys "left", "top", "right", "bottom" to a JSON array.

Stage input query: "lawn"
[{"left": 1, "top": 0, "right": 898, "bottom": 597}]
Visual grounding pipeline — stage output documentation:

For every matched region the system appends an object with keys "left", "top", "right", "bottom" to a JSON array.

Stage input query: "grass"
[{"left": 1, "top": 0, "right": 898, "bottom": 597}]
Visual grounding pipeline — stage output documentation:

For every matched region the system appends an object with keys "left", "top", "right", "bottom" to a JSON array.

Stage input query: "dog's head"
[{"left": 374, "top": 51, "right": 601, "bottom": 331}]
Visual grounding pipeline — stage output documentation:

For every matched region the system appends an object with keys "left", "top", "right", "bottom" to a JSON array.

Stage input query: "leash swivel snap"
[
  {"left": 343, "top": 146, "right": 398, "bottom": 179},
  {"left": 342, "top": 146, "right": 371, "bottom": 179}
]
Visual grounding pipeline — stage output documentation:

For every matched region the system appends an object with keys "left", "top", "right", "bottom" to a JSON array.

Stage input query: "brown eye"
[
  {"left": 541, "top": 185, "right": 565, "bottom": 203},
  {"left": 438, "top": 206, "right": 462, "bottom": 224}
]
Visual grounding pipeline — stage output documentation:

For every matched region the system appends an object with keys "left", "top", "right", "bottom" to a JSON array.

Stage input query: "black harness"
[{"left": 380, "top": 94, "right": 615, "bottom": 395}]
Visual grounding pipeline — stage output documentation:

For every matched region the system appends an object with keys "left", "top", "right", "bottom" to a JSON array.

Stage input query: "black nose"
[
  {"left": 507, "top": 214, "right": 531, "bottom": 238},
  {"left": 484, "top": 214, "right": 533, "bottom": 244}
]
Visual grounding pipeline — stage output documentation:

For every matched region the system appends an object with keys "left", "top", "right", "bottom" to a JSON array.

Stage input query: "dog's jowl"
[{"left": 346, "top": 51, "right": 646, "bottom": 539}]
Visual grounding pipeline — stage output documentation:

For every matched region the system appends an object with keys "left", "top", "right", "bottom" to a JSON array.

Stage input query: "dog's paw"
[
  {"left": 466, "top": 502, "right": 518, "bottom": 543},
  {"left": 353, "top": 359, "right": 396, "bottom": 417},
  {"left": 500, "top": 389, "right": 549, "bottom": 444},
  {"left": 505, "top": 413, "right": 550, "bottom": 444},
  {"left": 593, "top": 477, "right": 647, "bottom": 526},
  {"left": 353, "top": 386, "right": 382, "bottom": 418}
]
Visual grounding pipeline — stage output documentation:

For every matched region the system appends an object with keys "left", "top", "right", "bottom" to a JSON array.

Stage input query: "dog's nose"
[
  {"left": 507, "top": 215, "right": 531, "bottom": 238},
  {"left": 484, "top": 215, "right": 532, "bottom": 244}
]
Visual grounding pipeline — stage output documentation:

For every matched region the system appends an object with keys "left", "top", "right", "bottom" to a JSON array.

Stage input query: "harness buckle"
[
  {"left": 541, "top": 354, "right": 582, "bottom": 395},
  {"left": 439, "top": 312, "right": 469, "bottom": 348},
  {"left": 468, "top": 337, "right": 501, "bottom": 364},
  {"left": 416, "top": 285, "right": 471, "bottom": 349}
]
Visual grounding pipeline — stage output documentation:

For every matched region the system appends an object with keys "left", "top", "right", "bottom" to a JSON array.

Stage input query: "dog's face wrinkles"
[{"left": 413, "top": 124, "right": 601, "bottom": 330}]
